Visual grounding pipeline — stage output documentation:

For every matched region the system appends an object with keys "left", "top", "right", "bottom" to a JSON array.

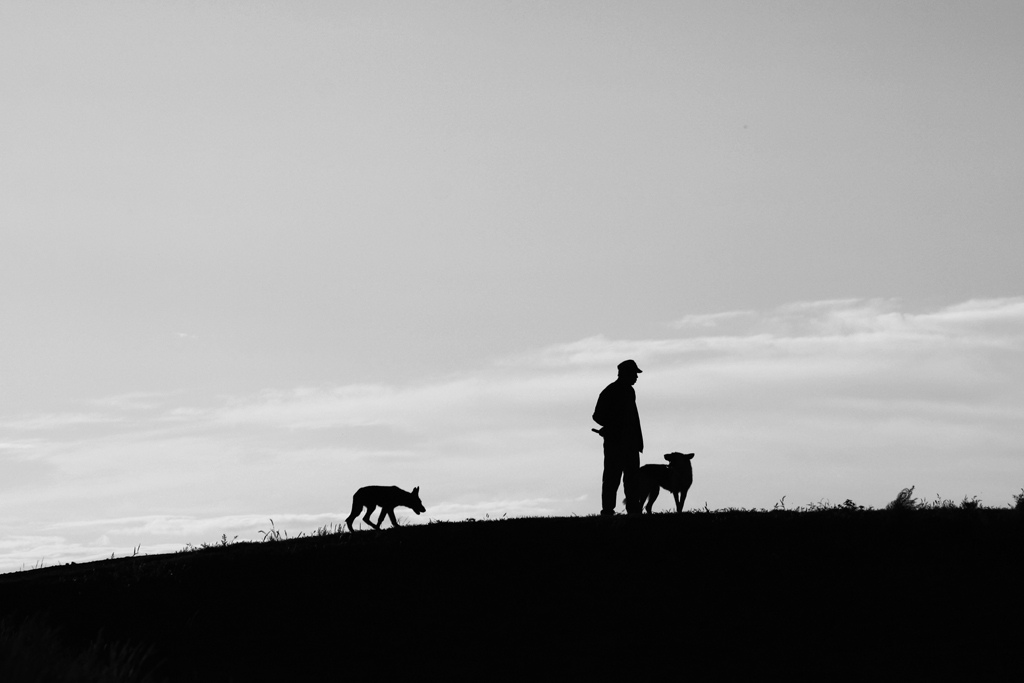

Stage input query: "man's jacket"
[{"left": 592, "top": 379, "right": 644, "bottom": 453}]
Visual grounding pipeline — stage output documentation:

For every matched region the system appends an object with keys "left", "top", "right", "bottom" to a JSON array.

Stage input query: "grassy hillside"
[{"left": 2, "top": 506, "right": 1022, "bottom": 681}]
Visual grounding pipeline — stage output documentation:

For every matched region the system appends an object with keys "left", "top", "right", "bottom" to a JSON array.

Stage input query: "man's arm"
[
  {"left": 593, "top": 384, "right": 614, "bottom": 427},
  {"left": 593, "top": 383, "right": 624, "bottom": 436}
]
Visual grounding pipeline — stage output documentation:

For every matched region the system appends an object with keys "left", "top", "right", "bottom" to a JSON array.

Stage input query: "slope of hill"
[{"left": 2, "top": 509, "right": 1022, "bottom": 681}]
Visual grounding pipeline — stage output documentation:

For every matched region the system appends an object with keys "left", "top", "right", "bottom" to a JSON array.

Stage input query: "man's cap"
[{"left": 617, "top": 359, "right": 642, "bottom": 374}]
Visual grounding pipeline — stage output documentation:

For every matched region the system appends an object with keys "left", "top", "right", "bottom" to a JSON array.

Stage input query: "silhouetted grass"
[{"left": 0, "top": 615, "right": 162, "bottom": 683}]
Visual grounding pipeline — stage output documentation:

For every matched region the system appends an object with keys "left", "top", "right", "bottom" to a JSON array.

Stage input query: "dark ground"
[{"left": 1, "top": 509, "right": 1022, "bottom": 681}]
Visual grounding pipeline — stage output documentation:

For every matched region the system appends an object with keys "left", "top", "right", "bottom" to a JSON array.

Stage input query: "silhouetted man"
[{"left": 592, "top": 359, "right": 644, "bottom": 515}]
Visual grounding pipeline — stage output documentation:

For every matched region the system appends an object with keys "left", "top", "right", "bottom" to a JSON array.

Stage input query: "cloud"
[
  {"left": 0, "top": 533, "right": 155, "bottom": 574},
  {"left": 0, "top": 441, "right": 35, "bottom": 451},
  {"left": 87, "top": 392, "right": 168, "bottom": 412},
  {"left": 1, "top": 297, "right": 1022, "bottom": 572},
  {"left": 50, "top": 512, "right": 347, "bottom": 539},
  {"left": 174, "top": 296, "right": 1024, "bottom": 503},
  {"left": 671, "top": 309, "right": 755, "bottom": 330},
  {"left": 427, "top": 496, "right": 584, "bottom": 520},
  {"left": 0, "top": 413, "right": 123, "bottom": 431}
]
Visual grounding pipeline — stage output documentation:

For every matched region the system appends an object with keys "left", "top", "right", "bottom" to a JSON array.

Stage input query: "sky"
[{"left": 1, "top": 1, "right": 1022, "bottom": 572}]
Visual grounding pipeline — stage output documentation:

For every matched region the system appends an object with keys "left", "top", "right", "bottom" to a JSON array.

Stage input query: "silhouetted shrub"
[
  {"left": 886, "top": 486, "right": 918, "bottom": 511},
  {"left": 960, "top": 496, "right": 980, "bottom": 510}
]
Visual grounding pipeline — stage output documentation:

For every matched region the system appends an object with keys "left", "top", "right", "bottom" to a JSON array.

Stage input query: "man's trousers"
[{"left": 601, "top": 444, "right": 640, "bottom": 515}]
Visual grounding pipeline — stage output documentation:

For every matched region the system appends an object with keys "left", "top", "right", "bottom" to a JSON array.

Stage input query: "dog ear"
[{"left": 686, "top": 453, "right": 695, "bottom": 459}]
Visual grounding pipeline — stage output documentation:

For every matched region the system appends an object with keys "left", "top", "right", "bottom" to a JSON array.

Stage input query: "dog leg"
[
  {"left": 345, "top": 502, "right": 363, "bottom": 532},
  {"left": 646, "top": 486, "right": 660, "bottom": 513},
  {"left": 363, "top": 505, "right": 380, "bottom": 530},
  {"left": 677, "top": 487, "right": 689, "bottom": 511},
  {"left": 672, "top": 487, "right": 691, "bottom": 512}
]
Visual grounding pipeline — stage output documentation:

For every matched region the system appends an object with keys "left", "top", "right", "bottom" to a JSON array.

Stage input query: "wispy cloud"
[
  {"left": 0, "top": 533, "right": 162, "bottom": 573},
  {"left": 671, "top": 309, "right": 756, "bottom": 330},
  {"left": 2, "top": 297, "right": 1022, "bottom": 572},
  {"left": 0, "top": 413, "right": 124, "bottom": 431},
  {"left": 428, "top": 496, "right": 584, "bottom": 520},
  {"left": 50, "top": 512, "right": 347, "bottom": 539},
  {"left": 87, "top": 392, "right": 169, "bottom": 412}
]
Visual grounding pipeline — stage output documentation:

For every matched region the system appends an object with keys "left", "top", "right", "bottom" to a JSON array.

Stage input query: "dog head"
[
  {"left": 664, "top": 452, "right": 695, "bottom": 465},
  {"left": 410, "top": 486, "right": 426, "bottom": 515}
]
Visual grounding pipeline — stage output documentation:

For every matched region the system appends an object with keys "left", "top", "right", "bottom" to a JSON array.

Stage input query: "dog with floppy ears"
[
  {"left": 635, "top": 452, "right": 695, "bottom": 513},
  {"left": 346, "top": 485, "right": 426, "bottom": 532}
]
